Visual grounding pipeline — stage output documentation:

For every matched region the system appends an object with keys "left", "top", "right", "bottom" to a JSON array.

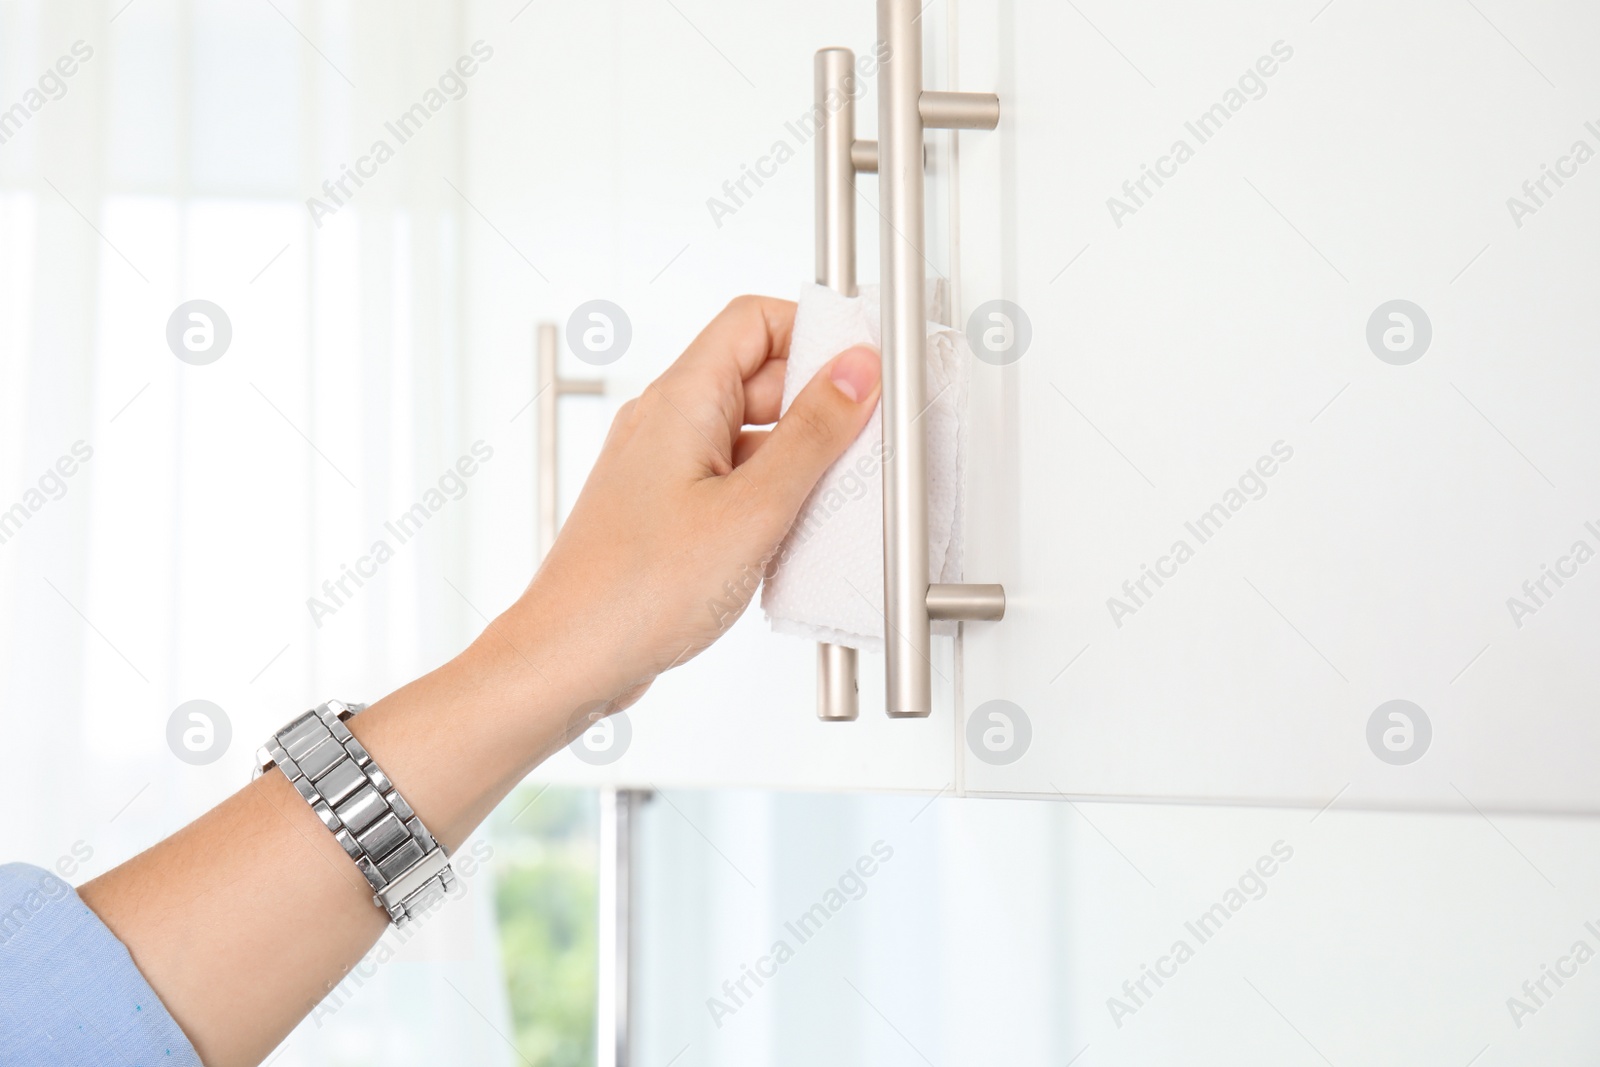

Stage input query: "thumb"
[{"left": 741, "top": 344, "right": 881, "bottom": 515}]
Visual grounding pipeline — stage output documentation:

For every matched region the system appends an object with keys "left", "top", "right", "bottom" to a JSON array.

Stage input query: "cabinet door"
[
  {"left": 461, "top": 0, "right": 966, "bottom": 792},
  {"left": 957, "top": 0, "right": 1600, "bottom": 810}
]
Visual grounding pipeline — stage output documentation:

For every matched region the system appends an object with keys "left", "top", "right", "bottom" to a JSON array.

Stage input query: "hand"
[{"left": 501, "top": 295, "right": 881, "bottom": 716}]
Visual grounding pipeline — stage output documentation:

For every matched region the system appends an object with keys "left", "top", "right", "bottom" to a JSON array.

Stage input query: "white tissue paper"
[{"left": 760, "top": 282, "right": 970, "bottom": 652}]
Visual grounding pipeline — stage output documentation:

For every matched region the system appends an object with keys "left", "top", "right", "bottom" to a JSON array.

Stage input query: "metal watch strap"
[{"left": 254, "top": 699, "right": 456, "bottom": 926}]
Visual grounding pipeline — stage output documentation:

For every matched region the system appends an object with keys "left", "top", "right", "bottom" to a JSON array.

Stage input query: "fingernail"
[{"left": 829, "top": 345, "right": 881, "bottom": 403}]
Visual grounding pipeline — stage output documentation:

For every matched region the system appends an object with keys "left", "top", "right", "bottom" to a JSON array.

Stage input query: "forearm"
[{"left": 77, "top": 601, "right": 578, "bottom": 1067}]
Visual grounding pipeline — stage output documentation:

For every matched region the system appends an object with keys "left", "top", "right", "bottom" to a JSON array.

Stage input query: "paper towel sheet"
[{"left": 760, "top": 282, "right": 970, "bottom": 652}]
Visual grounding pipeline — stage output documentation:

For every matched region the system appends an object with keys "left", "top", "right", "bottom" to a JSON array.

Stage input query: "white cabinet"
[
  {"left": 466, "top": 0, "right": 1600, "bottom": 809},
  {"left": 956, "top": 0, "right": 1600, "bottom": 811}
]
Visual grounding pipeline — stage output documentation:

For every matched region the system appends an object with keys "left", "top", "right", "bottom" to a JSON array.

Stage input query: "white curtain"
[{"left": 0, "top": 1, "right": 514, "bottom": 1063}]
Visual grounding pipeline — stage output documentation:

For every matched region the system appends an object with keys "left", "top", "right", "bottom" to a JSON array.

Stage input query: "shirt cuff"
[{"left": 0, "top": 862, "right": 202, "bottom": 1066}]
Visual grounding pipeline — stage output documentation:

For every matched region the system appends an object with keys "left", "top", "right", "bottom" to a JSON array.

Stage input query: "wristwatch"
[{"left": 254, "top": 699, "right": 456, "bottom": 926}]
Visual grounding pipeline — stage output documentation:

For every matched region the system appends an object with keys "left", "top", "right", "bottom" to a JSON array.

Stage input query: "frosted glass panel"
[{"left": 634, "top": 790, "right": 1600, "bottom": 1066}]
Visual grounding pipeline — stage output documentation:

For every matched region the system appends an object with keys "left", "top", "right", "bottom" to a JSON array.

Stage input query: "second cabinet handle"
[{"left": 813, "top": 46, "right": 865, "bottom": 722}]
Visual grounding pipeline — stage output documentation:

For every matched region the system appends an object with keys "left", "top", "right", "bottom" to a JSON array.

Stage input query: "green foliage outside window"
[{"left": 492, "top": 786, "right": 598, "bottom": 1067}]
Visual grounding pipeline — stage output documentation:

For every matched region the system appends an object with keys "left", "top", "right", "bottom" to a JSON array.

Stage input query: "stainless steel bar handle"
[
  {"left": 815, "top": 47, "right": 862, "bottom": 722},
  {"left": 537, "top": 322, "right": 605, "bottom": 561},
  {"left": 878, "top": 0, "right": 932, "bottom": 717},
  {"left": 876, "top": 0, "right": 1004, "bottom": 717}
]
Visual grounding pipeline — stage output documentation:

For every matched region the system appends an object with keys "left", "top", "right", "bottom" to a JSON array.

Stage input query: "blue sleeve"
[{"left": 0, "top": 863, "right": 202, "bottom": 1066}]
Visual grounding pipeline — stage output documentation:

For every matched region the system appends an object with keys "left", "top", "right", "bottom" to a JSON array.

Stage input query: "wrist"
[
  {"left": 345, "top": 618, "right": 578, "bottom": 853},
  {"left": 493, "top": 578, "right": 641, "bottom": 712}
]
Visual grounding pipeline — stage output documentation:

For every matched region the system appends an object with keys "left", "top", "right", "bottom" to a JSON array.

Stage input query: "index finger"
[{"left": 673, "top": 294, "right": 796, "bottom": 392}]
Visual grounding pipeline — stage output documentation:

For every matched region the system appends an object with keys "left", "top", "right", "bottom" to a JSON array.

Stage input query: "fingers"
[
  {"left": 740, "top": 357, "right": 789, "bottom": 426},
  {"left": 654, "top": 296, "right": 796, "bottom": 429},
  {"left": 731, "top": 429, "right": 770, "bottom": 467},
  {"left": 635, "top": 296, "right": 797, "bottom": 470},
  {"left": 737, "top": 345, "right": 881, "bottom": 518},
  {"left": 679, "top": 295, "right": 796, "bottom": 387}
]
